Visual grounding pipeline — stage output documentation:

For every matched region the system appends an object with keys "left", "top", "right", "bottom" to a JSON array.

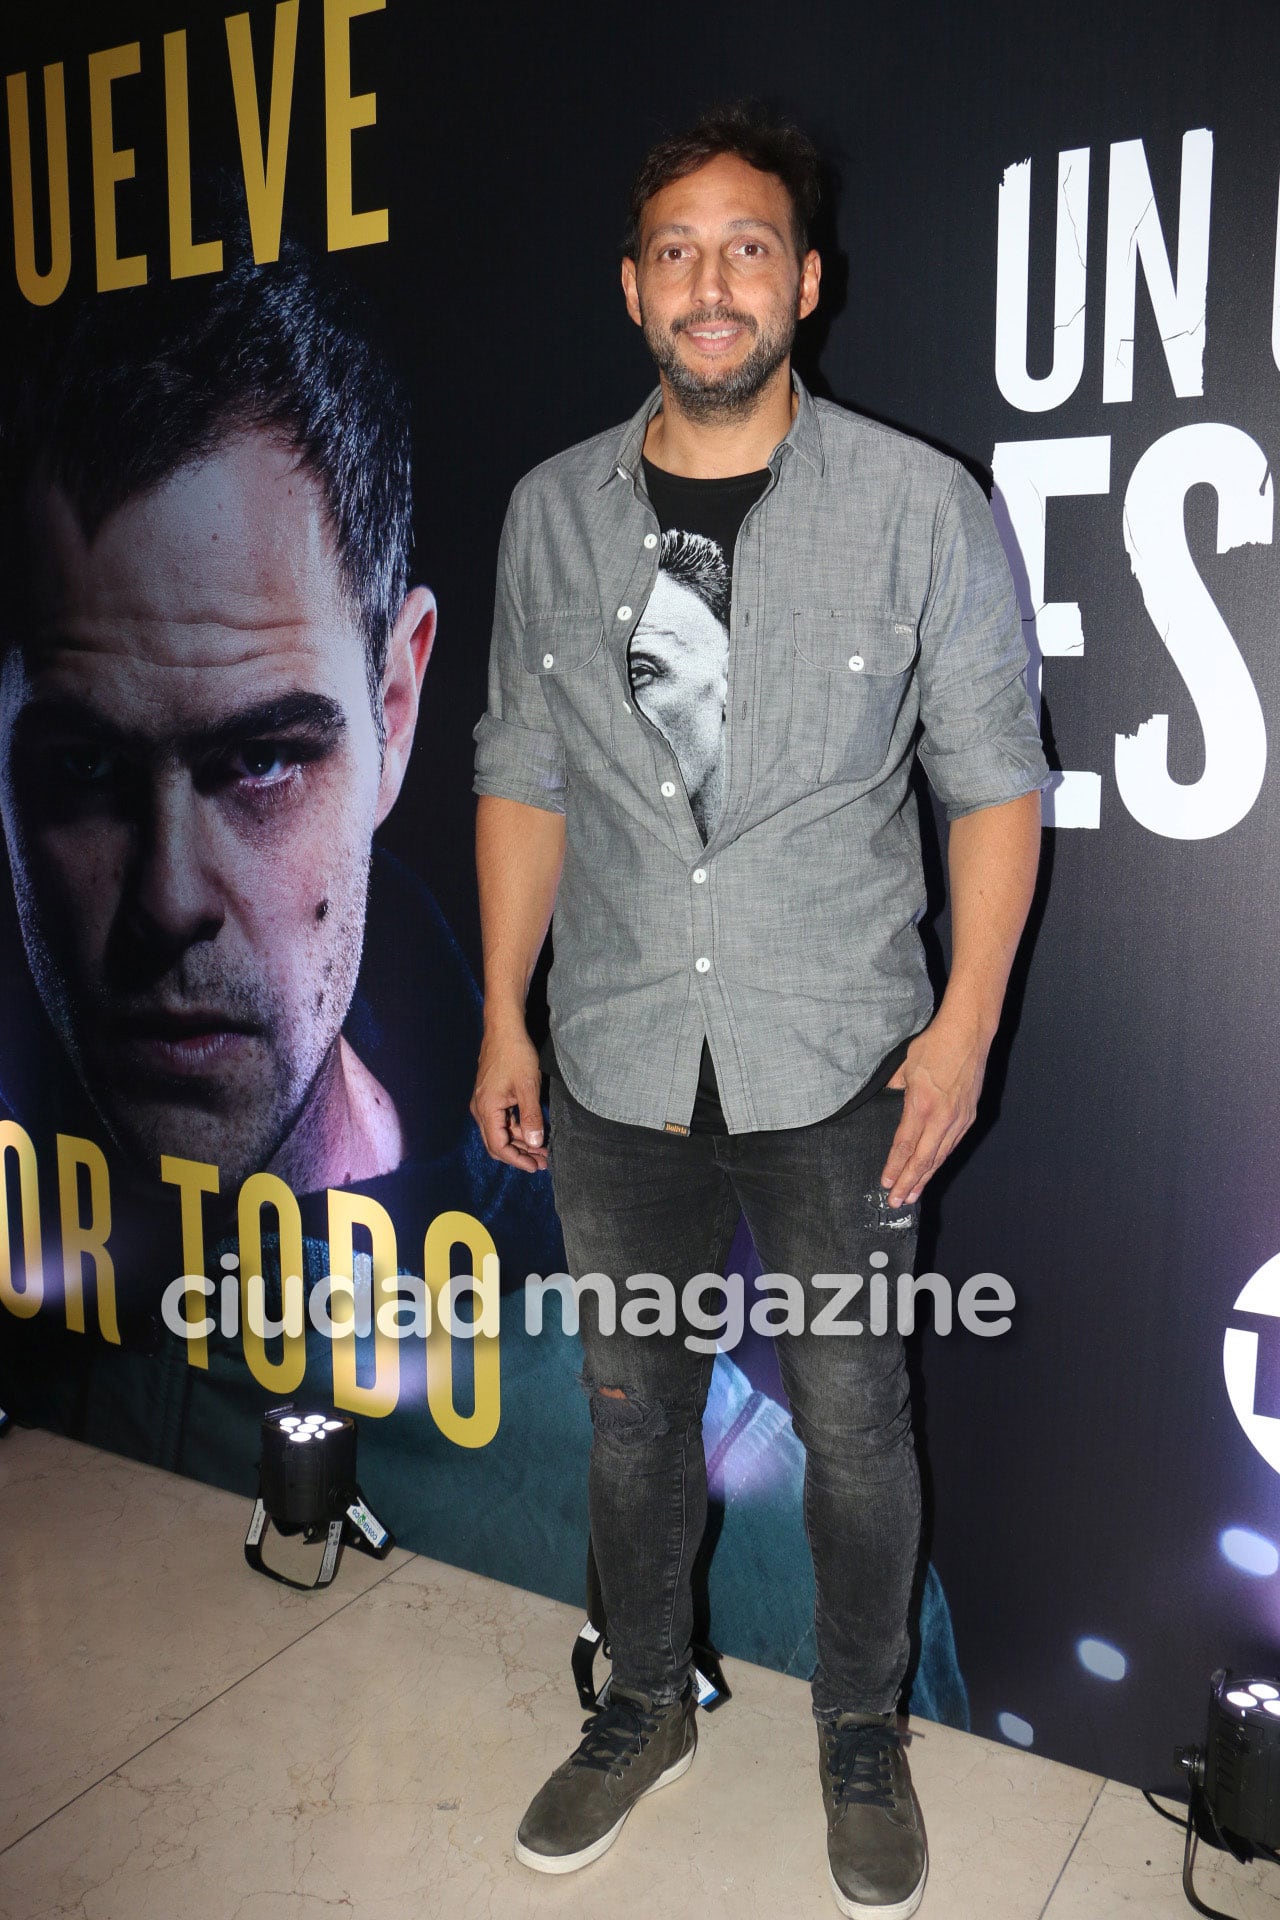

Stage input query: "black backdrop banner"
[{"left": 3, "top": 0, "right": 1280, "bottom": 1790}]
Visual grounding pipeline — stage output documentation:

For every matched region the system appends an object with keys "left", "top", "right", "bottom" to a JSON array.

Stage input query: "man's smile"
[
  {"left": 673, "top": 310, "right": 755, "bottom": 356},
  {"left": 684, "top": 327, "right": 742, "bottom": 353}
]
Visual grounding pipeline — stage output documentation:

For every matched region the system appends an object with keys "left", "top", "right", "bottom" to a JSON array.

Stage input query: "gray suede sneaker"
[
  {"left": 514, "top": 1682, "right": 697, "bottom": 1874},
  {"left": 818, "top": 1711, "right": 928, "bottom": 1919}
]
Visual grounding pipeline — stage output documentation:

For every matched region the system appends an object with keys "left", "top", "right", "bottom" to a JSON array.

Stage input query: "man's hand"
[
  {"left": 471, "top": 794, "right": 565, "bottom": 1172},
  {"left": 878, "top": 1011, "right": 989, "bottom": 1208},
  {"left": 878, "top": 788, "right": 1042, "bottom": 1208},
  {"left": 471, "top": 1020, "right": 549, "bottom": 1172}
]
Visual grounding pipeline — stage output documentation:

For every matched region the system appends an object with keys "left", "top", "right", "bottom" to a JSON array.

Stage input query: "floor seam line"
[
  {"left": 0, "top": 1553, "right": 409, "bottom": 1858},
  {"left": 1034, "top": 1774, "right": 1109, "bottom": 1919}
]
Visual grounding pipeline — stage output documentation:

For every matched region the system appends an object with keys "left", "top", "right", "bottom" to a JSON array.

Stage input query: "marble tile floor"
[{"left": 2, "top": 1426, "right": 1278, "bottom": 1920}]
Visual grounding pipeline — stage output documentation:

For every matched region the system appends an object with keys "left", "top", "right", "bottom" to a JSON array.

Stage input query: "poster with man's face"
[
  {"left": 16, "top": 0, "right": 1280, "bottom": 1787},
  {"left": 0, "top": 7, "right": 574, "bottom": 1577},
  {"left": 0, "top": 4, "right": 921, "bottom": 1723},
  {"left": 0, "top": 218, "right": 540, "bottom": 1242}
]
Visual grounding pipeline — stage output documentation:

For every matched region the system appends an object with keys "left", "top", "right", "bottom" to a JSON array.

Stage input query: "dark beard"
[{"left": 641, "top": 303, "right": 796, "bottom": 423}]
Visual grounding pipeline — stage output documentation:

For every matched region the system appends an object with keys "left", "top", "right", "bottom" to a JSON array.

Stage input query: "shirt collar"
[{"left": 598, "top": 367, "right": 826, "bottom": 489}]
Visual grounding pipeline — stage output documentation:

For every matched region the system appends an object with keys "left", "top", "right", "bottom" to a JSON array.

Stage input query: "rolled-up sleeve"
[
  {"left": 915, "top": 463, "right": 1051, "bottom": 820},
  {"left": 472, "top": 493, "right": 568, "bottom": 813}
]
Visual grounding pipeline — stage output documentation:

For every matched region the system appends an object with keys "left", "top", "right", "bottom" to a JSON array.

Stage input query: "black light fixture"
[
  {"left": 244, "top": 1403, "right": 394, "bottom": 1591},
  {"left": 1149, "top": 1668, "right": 1280, "bottom": 1918}
]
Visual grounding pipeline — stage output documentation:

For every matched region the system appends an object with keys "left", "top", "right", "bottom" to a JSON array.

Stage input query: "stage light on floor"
[
  {"left": 243, "top": 1403, "right": 396, "bottom": 1592},
  {"left": 1147, "top": 1668, "right": 1280, "bottom": 1918}
]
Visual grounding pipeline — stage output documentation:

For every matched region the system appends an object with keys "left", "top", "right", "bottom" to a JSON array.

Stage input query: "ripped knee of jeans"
[{"left": 579, "top": 1373, "right": 671, "bottom": 1443}]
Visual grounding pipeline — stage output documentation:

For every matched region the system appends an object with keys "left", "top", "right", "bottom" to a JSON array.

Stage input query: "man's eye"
[
  {"left": 628, "top": 652, "right": 666, "bottom": 688},
  {"left": 60, "top": 743, "right": 116, "bottom": 784},
  {"left": 231, "top": 742, "right": 296, "bottom": 786},
  {"left": 739, "top": 241, "right": 765, "bottom": 256}
]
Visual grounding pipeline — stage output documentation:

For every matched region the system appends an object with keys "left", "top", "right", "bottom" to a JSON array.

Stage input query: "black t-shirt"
[
  {"left": 541, "top": 455, "right": 911, "bottom": 1130},
  {"left": 636, "top": 456, "right": 766, "bottom": 846}
]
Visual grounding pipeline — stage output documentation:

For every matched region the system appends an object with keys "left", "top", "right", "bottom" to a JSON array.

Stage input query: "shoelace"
[
  {"left": 571, "top": 1693, "right": 662, "bottom": 1776},
  {"left": 825, "top": 1722, "right": 903, "bottom": 1810}
]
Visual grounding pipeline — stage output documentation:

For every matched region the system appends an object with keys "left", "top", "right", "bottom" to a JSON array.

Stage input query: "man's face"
[
  {"left": 0, "top": 431, "right": 416, "bottom": 1187},
  {"left": 628, "top": 570, "right": 727, "bottom": 821},
  {"left": 621, "top": 151, "right": 821, "bottom": 418}
]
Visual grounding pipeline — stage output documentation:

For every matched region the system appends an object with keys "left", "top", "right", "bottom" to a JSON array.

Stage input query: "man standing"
[{"left": 471, "top": 104, "right": 1047, "bottom": 1918}]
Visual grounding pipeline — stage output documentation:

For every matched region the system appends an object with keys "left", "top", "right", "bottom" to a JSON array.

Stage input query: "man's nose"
[
  {"left": 121, "top": 772, "right": 225, "bottom": 962},
  {"left": 691, "top": 251, "right": 730, "bottom": 310}
]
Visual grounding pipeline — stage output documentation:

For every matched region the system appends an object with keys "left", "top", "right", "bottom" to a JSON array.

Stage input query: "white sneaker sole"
[
  {"left": 514, "top": 1738, "right": 696, "bottom": 1875},
  {"left": 827, "top": 1857, "right": 927, "bottom": 1919}
]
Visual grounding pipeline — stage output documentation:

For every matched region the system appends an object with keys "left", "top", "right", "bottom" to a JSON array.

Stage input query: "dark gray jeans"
[{"left": 546, "top": 1072, "right": 922, "bottom": 1720}]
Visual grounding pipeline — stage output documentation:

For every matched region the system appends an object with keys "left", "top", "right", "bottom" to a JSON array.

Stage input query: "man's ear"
[
  {"left": 621, "top": 256, "right": 643, "bottom": 328},
  {"left": 798, "top": 248, "right": 821, "bottom": 322},
  {"left": 374, "top": 584, "right": 435, "bottom": 828}
]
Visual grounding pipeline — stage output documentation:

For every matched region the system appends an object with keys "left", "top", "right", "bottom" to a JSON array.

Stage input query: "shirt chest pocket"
[
  {"left": 787, "top": 610, "right": 917, "bottom": 784},
  {"left": 521, "top": 614, "right": 613, "bottom": 771}
]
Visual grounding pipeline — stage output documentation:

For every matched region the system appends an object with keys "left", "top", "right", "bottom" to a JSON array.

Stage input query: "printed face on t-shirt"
[{"left": 627, "top": 541, "right": 729, "bottom": 840}]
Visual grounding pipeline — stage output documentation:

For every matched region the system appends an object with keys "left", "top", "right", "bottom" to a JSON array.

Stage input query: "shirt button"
[
  {"left": 542, "top": 652, "right": 555, "bottom": 668},
  {"left": 617, "top": 605, "right": 633, "bottom": 621},
  {"left": 692, "top": 868, "right": 707, "bottom": 883},
  {"left": 660, "top": 780, "right": 676, "bottom": 797},
  {"left": 643, "top": 533, "right": 658, "bottom": 549},
  {"left": 848, "top": 654, "right": 865, "bottom": 672},
  {"left": 695, "top": 956, "right": 711, "bottom": 973}
]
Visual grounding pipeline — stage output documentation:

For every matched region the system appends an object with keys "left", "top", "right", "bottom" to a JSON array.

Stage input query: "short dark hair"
[
  {"left": 623, "top": 101, "right": 821, "bottom": 262},
  {"left": 659, "top": 528, "right": 731, "bottom": 628},
  {"left": 0, "top": 220, "right": 411, "bottom": 718}
]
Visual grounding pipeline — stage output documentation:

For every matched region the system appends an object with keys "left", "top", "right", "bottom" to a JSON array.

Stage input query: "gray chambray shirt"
[{"left": 472, "top": 373, "right": 1050, "bottom": 1135}]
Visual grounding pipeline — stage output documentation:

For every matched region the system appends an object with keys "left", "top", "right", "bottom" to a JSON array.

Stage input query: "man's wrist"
[
  {"left": 481, "top": 996, "right": 532, "bottom": 1038},
  {"left": 931, "top": 981, "right": 1003, "bottom": 1051}
]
